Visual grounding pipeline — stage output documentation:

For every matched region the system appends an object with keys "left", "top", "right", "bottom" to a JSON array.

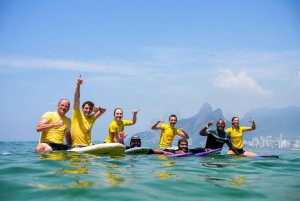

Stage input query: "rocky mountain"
[{"left": 128, "top": 103, "right": 300, "bottom": 147}]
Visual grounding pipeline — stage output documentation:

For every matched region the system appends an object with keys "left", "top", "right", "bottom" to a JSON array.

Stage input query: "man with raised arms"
[
  {"left": 72, "top": 75, "right": 106, "bottom": 147},
  {"left": 104, "top": 108, "right": 139, "bottom": 144},
  {"left": 151, "top": 114, "right": 189, "bottom": 149},
  {"left": 35, "top": 99, "right": 72, "bottom": 152},
  {"left": 199, "top": 119, "right": 241, "bottom": 155}
]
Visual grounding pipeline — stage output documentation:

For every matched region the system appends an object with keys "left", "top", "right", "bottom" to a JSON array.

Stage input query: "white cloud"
[
  {"left": 212, "top": 69, "right": 273, "bottom": 96},
  {"left": 293, "top": 71, "right": 300, "bottom": 89}
]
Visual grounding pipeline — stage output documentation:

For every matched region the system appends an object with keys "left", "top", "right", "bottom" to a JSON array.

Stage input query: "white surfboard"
[
  {"left": 124, "top": 147, "right": 150, "bottom": 155},
  {"left": 68, "top": 143, "right": 125, "bottom": 156}
]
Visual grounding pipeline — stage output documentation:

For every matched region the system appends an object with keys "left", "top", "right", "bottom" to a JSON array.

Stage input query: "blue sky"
[{"left": 0, "top": 0, "right": 299, "bottom": 141}]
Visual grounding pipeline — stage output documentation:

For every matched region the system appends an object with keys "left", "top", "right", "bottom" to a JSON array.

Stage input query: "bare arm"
[
  {"left": 245, "top": 118, "right": 256, "bottom": 131},
  {"left": 36, "top": 118, "right": 65, "bottom": 132},
  {"left": 178, "top": 127, "right": 189, "bottom": 139},
  {"left": 226, "top": 141, "right": 241, "bottom": 155},
  {"left": 65, "top": 131, "right": 72, "bottom": 146},
  {"left": 131, "top": 110, "right": 139, "bottom": 125},
  {"left": 74, "top": 75, "right": 84, "bottom": 109},
  {"left": 118, "top": 131, "right": 128, "bottom": 145},
  {"left": 152, "top": 149, "right": 173, "bottom": 155},
  {"left": 199, "top": 121, "right": 213, "bottom": 136},
  {"left": 151, "top": 118, "right": 164, "bottom": 130},
  {"left": 93, "top": 106, "right": 107, "bottom": 119}
]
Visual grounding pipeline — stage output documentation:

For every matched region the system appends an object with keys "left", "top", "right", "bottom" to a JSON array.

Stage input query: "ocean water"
[{"left": 1, "top": 141, "right": 299, "bottom": 201}]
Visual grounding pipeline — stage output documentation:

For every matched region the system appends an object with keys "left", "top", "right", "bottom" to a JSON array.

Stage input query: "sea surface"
[{"left": 1, "top": 141, "right": 299, "bottom": 201}]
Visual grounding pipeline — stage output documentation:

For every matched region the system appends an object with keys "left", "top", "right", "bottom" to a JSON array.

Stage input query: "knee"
[{"left": 35, "top": 144, "right": 45, "bottom": 152}]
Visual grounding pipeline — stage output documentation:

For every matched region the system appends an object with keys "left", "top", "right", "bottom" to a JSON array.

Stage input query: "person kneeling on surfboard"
[
  {"left": 72, "top": 75, "right": 106, "bottom": 147},
  {"left": 35, "top": 99, "right": 72, "bottom": 152},
  {"left": 199, "top": 119, "right": 241, "bottom": 155},
  {"left": 164, "top": 138, "right": 205, "bottom": 154},
  {"left": 105, "top": 108, "right": 139, "bottom": 145},
  {"left": 151, "top": 115, "right": 189, "bottom": 149},
  {"left": 225, "top": 117, "right": 257, "bottom": 156},
  {"left": 126, "top": 136, "right": 173, "bottom": 155}
]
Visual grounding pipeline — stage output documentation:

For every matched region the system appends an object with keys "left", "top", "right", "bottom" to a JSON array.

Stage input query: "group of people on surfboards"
[{"left": 35, "top": 75, "right": 257, "bottom": 156}]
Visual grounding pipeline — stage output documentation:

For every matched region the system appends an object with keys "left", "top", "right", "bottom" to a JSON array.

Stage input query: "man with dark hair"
[
  {"left": 151, "top": 114, "right": 189, "bottom": 148},
  {"left": 72, "top": 75, "right": 106, "bottom": 147},
  {"left": 126, "top": 136, "right": 173, "bottom": 155},
  {"left": 164, "top": 138, "right": 205, "bottom": 154},
  {"left": 35, "top": 99, "right": 72, "bottom": 152},
  {"left": 199, "top": 119, "right": 241, "bottom": 155}
]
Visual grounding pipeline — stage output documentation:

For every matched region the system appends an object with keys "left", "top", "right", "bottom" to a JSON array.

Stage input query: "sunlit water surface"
[{"left": 1, "top": 141, "right": 299, "bottom": 201}]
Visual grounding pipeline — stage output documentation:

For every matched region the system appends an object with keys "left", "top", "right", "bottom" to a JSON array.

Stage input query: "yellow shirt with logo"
[
  {"left": 225, "top": 126, "right": 247, "bottom": 149},
  {"left": 39, "top": 111, "right": 71, "bottom": 144},
  {"left": 158, "top": 124, "right": 181, "bottom": 148},
  {"left": 72, "top": 108, "right": 97, "bottom": 146},
  {"left": 105, "top": 120, "right": 132, "bottom": 143}
]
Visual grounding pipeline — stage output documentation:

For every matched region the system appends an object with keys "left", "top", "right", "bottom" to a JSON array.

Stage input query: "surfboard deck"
[
  {"left": 68, "top": 143, "right": 125, "bottom": 156},
  {"left": 249, "top": 154, "right": 279, "bottom": 158},
  {"left": 194, "top": 148, "right": 222, "bottom": 156},
  {"left": 165, "top": 152, "right": 193, "bottom": 157},
  {"left": 124, "top": 147, "right": 150, "bottom": 155}
]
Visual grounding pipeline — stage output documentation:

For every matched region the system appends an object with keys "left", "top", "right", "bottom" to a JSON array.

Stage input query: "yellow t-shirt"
[
  {"left": 104, "top": 120, "right": 132, "bottom": 143},
  {"left": 225, "top": 126, "right": 247, "bottom": 149},
  {"left": 39, "top": 111, "right": 71, "bottom": 144},
  {"left": 158, "top": 124, "right": 181, "bottom": 148},
  {"left": 72, "top": 108, "right": 97, "bottom": 146}
]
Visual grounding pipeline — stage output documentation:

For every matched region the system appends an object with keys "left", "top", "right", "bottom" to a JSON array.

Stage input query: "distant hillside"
[
  {"left": 240, "top": 105, "right": 300, "bottom": 140},
  {"left": 128, "top": 103, "right": 300, "bottom": 147}
]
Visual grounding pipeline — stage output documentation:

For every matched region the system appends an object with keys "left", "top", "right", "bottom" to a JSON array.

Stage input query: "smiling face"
[
  {"left": 82, "top": 103, "right": 93, "bottom": 117},
  {"left": 178, "top": 140, "right": 188, "bottom": 153},
  {"left": 232, "top": 117, "right": 240, "bottom": 128},
  {"left": 57, "top": 99, "right": 70, "bottom": 116},
  {"left": 114, "top": 108, "right": 123, "bottom": 122},
  {"left": 169, "top": 115, "right": 177, "bottom": 127},
  {"left": 216, "top": 119, "right": 226, "bottom": 131}
]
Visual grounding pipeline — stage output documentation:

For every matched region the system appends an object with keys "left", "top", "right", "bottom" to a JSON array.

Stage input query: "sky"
[{"left": 0, "top": 0, "right": 299, "bottom": 142}]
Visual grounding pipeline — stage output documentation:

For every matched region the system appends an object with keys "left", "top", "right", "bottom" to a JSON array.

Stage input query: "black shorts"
[
  {"left": 230, "top": 148, "right": 245, "bottom": 154},
  {"left": 45, "top": 143, "right": 69, "bottom": 150}
]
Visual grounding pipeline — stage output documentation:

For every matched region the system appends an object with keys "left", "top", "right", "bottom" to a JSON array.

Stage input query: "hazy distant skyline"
[{"left": 1, "top": 1, "right": 299, "bottom": 141}]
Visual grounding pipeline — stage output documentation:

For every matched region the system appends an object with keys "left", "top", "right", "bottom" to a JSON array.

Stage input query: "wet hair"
[
  {"left": 178, "top": 138, "right": 188, "bottom": 146},
  {"left": 169, "top": 114, "right": 177, "bottom": 121},
  {"left": 82, "top": 101, "right": 94, "bottom": 109},
  {"left": 58, "top": 99, "right": 70, "bottom": 106},
  {"left": 114, "top": 108, "right": 123, "bottom": 115}
]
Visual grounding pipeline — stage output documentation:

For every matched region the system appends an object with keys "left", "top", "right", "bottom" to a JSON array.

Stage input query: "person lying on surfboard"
[
  {"left": 225, "top": 117, "right": 257, "bottom": 156},
  {"left": 199, "top": 119, "right": 241, "bottom": 155},
  {"left": 164, "top": 138, "right": 206, "bottom": 154},
  {"left": 104, "top": 108, "right": 139, "bottom": 144},
  {"left": 126, "top": 136, "right": 173, "bottom": 155},
  {"left": 72, "top": 75, "right": 106, "bottom": 147},
  {"left": 151, "top": 114, "right": 189, "bottom": 149},
  {"left": 35, "top": 99, "right": 72, "bottom": 152}
]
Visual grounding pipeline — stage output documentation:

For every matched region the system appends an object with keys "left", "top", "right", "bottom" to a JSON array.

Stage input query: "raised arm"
[
  {"left": 199, "top": 121, "right": 213, "bottom": 136},
  {"left": 179, "top": 127, "right": 189, "bottom": 139},
  {"left": 151, "top": 118, "right": 164, "bottom": 130},
  {"left": 74, "top": 75, "right": 84, "bottom": 109},
  {"left": 245, "top": 118, "right": 256, "bottom": 131},
  {"left": 93, "top": 106, "right": 107, "bottom": 119},
  {"left": 36, "top": 118, "right": 65, "bottom": 132},
  {"left": 131, "top": 110, "right": 139, "bottom": 125}
]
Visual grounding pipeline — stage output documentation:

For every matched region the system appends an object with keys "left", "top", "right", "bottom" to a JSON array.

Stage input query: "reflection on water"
[
  {"left": 102, "top": 172, "right": 125, "bottom": 186},
  {"left": 229, "top": 176, "right": 246, "bottom": 187},
  {"left": 155, "top": 170, "right": 178, "bottom": 180}
]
